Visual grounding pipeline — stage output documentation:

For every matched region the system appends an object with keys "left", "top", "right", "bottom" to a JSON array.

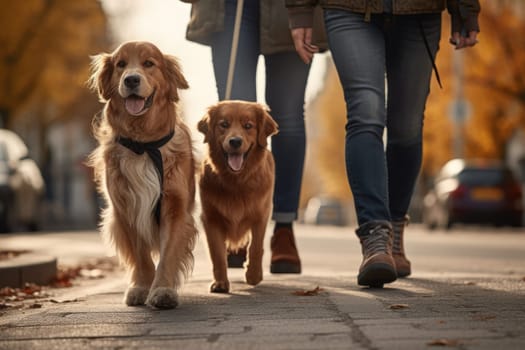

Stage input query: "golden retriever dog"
[
  {"left": 87, "top": 41, "right": 197, "bottom": 309},
  {"left": 197, "top": 101, "right": 278, "bottom": 293}
]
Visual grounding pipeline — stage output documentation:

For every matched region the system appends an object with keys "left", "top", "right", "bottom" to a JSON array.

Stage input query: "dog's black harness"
[{"left": 117, "top": 130, "right": 175, "bottom": 225}]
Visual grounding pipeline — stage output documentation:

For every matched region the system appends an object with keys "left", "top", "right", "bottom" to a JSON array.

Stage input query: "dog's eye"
[
  {"left": 244, "top": 123, "right": 253, "bottom": 130},
  {"left": 219, "top": 121, "right": 229, "bottom": 128},
  {"left": 144, "top": 60, "right": 154, "bottom": 68},
  {"left": 116, "top": 60, "right": 126, "bottom": 68}
]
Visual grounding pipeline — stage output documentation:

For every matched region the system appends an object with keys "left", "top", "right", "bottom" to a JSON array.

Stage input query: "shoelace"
[
  {"left": 363, "top": 227, "right": 392, "bottom": 255},
  {"left": 392, "top": 222, "right": 403, "bottom": 254}
]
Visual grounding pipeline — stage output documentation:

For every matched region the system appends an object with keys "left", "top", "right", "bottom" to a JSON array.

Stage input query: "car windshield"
[{"left": 458, "top": 168, "right": 507, "bottom": 186}]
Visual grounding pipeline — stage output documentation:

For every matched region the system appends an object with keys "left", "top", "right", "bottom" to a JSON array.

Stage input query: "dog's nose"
[
  {"left": 124, "top": 75, "right": 141, "bottom": 89},
  {"left": 229, "top": 137, "right": 242, "bottom": 149}
]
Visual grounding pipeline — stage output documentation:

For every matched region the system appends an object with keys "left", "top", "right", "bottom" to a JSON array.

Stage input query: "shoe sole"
[
  {"left": 396, "top": 268, "right": 411, "bottom": 278},
  {"left": 270, "top": 261, "right": 301, "bottom": 274},
  {"left": 358, "top": 263, "right": 397, "bottom": 288}
]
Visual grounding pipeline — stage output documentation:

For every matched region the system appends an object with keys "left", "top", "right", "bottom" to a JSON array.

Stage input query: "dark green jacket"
[
  {"left": 181, "top": 0, "right": 328, "bottom": 55},
  {"left": 285, "top": 0, "right": 480, "bottom": 34}
]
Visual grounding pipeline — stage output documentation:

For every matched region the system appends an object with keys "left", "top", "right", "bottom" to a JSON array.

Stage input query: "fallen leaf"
[
  {"left": 292, "top": 286, "right": 323, "bottom": 296},
  {"left": 28, "top": 303, "right": 42, "bottom": 309},
  {"left": 389, "top": 304, "right": 410, "bottom": 310},
  {"left": 427, "top": 338, "right": 461, "bottom": 347},
  {"left": 49, "top": 298, "right": 83, "bottom": 304},
  {"left": 0, "top": 258, "right": 118, "bottom": 311},
  {"left": 0, "top": 287, "right": 17, "bottom": 297},
  {"left": 472, "top": 314, "right": 496, "bottom": 321}
]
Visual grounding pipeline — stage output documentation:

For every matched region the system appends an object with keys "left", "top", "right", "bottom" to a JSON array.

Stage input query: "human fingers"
[
  {"left": 291, "top": 28, "right": 314, "bottom": 64},
  {"left": 463, "top": 31, "right": 479, "bottom": 47},
  {"left": 449, "top": 32, "right": 465, "bottom": 49},
  {"left": 304, "top": 28, "right": 319, "bottom": 54}
]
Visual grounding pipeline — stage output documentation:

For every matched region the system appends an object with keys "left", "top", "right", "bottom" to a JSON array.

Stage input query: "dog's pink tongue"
[
  {"left": 125, "top": 97, "right": 145, "bottom": 115},
  {"left": 228, "top": 154, "right": 243, "bottom": 172}
]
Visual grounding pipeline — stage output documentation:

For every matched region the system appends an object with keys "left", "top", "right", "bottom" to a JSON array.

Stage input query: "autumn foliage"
[
  {"left": 0, "top": 0, "right": 109, "bottom": 129},
  {"left": 301, "top": 0, "right": 525, "bottom": 208}
]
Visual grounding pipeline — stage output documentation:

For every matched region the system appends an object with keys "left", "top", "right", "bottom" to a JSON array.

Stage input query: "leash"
[
  {"left": 117, "top": 130, "right": 175, "bottom": 225},
  {"left": 225, "top": 0, "right": 244, "bottom": 100},
  {"left": 419, "top": 21, "right": 442, "bottom": 89}
]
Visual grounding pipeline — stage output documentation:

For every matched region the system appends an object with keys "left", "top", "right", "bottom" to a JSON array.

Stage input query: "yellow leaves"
[
  {"left": 423, "top": 0, "right": 525, "bottom": 178},
  {"left": 0, "top": 0, "right": 108, "bottom": 127}
]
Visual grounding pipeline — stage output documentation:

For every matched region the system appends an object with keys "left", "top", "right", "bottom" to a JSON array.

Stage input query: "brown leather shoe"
[
  {"left": 270, "top": 227, "right": 301, "bottom": 274},
  {"left": 356, "top": 221, "right": 397, "bottom": 288},
  {"left": 392, "top": 216, "right": 411, "bottom": 278}
]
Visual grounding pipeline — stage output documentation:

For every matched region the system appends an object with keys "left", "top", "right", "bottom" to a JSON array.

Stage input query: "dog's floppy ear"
[
  {"left": 257, "top": 105, "right": 278, "bottom": 148},
  {"left": 164, "top": 54, "right": 189, "bottom": 102},
  {"left": 197, "top": 110, "right": 212, "bottom": 144},
  {"left": 88, "top": 53, "right": 114, "bottom": 102}
]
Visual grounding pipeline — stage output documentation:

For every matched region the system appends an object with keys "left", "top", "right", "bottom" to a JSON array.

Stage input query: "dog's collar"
[
  {"left": 116, "top": 130, "right": 175, "bottom": 225},
  {"left": 116, "top": 130, "right": 174, "bottom": 155}
]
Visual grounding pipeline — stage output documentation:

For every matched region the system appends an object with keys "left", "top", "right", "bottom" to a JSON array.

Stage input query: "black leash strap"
[
  {"left": 117, "top": 130, "right": 175, "bottom": 225},
  {"left": 419, "top": 21, "right": 442, "bottom": 89}
]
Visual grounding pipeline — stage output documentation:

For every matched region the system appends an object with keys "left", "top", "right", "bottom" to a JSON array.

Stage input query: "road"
[{"left": 1, "top": 223, "right": 524, "bottom": 349}]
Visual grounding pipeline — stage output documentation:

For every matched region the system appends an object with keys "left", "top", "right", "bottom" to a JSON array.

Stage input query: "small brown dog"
[
  {"left": 197, "top": 101, "right": 278, "bottom": 293},
  {"left": 87, "top": 41, "right": 197, "bottom": 309}
]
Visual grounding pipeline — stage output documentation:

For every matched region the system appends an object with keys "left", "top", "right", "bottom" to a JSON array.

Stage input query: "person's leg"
[
  {"left": 385, "top": 13, "right": 441, "bottom": 221},
  {"left": 324, "top": 10, "right": 390, "bottom": 226},
  {"left": 210, "top": 0, "right": 260, "bottom": 101},
  {"left": 385, "top": 13, "right": 441, "bottom": 277},
  {"left": 265, "top": 52, "right": 310, "bottom": 273},
  {"left": 324, "top": 9, "right": 396, "bottom": 287},
  {"left": 209, "top": 0, "right": 260, "bottom": 267}
]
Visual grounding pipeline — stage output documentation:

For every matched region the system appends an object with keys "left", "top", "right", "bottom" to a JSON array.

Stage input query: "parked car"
[
  {"left": 422, "top": 158, "right": 523, "bottom": 230},
  {"left": 0, "top": 129, "right": 45, "bottom": 233}
]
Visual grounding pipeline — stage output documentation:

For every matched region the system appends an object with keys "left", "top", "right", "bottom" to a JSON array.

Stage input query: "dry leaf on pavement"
[
  {"left": 389, "top": 303, "right": 410, "bottom": 310},
  {"left": 292, "top": 286, "right": 324, "bottom": 296},
  {"left": 427, "top": 338, "right": 461, "bottom": 347}
]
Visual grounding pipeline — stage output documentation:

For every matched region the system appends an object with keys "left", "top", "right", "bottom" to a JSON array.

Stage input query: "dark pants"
[{"left": 324, "top": 9, "right": 441, "bottom": 225}]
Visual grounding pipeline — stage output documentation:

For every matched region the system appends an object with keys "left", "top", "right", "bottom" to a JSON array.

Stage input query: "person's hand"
[
  {"left": 449, "top": 30, "right": 479, "bottom": 49},
  {"left": 290, "top": 27, "right": 319, "bottom": 64}
]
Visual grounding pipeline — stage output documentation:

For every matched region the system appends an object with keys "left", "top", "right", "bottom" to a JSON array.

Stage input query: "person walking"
[
  {"left": 285, "top": 0, "right": 480, "bottom": 287},
  {"left": 182, "top": 0, "right": 327, "bottom": 273}
]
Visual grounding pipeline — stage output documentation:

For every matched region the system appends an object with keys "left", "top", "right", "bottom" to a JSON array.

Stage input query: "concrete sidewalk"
[{"left": 1, "top": 225, "right": 524, "bottom": 349}]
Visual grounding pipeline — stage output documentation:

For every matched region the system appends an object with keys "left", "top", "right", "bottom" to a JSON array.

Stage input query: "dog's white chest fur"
[{"left": 114, "top": 154, "right": 161, "bottom": 241}]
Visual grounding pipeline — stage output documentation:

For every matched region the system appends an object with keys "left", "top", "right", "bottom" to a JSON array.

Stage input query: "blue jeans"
[
  {"left": 210, "top": 0, "right": 311, "bottom": 223},
  {"left": 324, "top": 10, "right": 441, "bottom": 225}
]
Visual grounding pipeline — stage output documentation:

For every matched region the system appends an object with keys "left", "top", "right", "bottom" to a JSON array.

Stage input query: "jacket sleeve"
[
  {"left": 285, "top": 0, "right": 319, "bottom": 29},
  {"left": 447, "top": 0, "right": 481, "bottom": 34}
]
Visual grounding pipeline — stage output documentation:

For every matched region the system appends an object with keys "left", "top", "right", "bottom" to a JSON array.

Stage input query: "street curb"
[{"left": 0, "top": 253, "right": 57, "bottom": 288}]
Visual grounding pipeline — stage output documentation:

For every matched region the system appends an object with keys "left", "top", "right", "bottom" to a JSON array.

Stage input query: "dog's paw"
[
  {"left": 146, "top": 287, "right": 179, "bottom": 309},
  {"left": 210, "top": 280, "right": 230, "bottom": 293},
  {"left": 124, "top": 286, "right": 149, "bottom": 306},
  {"left": 245, "top": 266, "right": 263, "bottom": 286}
]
